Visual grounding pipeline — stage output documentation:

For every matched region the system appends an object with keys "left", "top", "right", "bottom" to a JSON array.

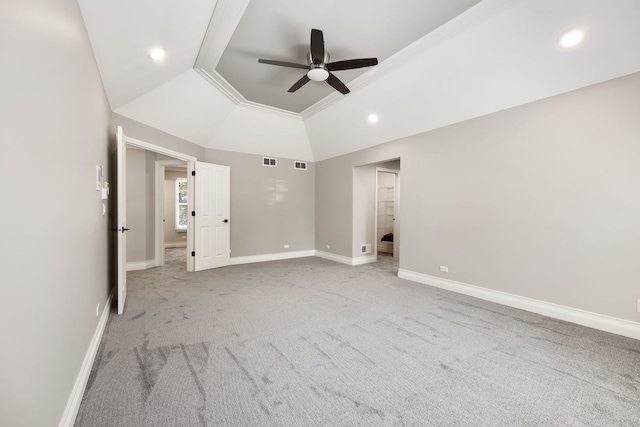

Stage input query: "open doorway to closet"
[
  {"left": 376, "top": 168, "right": 400, "bottom": 259},
  {"left": 352, "top": 158, "right": 400, "bottom": 271}
]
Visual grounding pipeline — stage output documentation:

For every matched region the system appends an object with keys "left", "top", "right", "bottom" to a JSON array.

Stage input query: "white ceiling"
[{"left": 78, "top": 0, "right": 640, "bottom": 161}]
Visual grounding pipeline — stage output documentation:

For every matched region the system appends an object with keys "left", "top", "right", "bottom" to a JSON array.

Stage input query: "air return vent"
[
  {"left": 294, "top": 161, "right": 307, "bottom": 170},
  {"left": 262, "top": 157, "right": 277, "bottom": 167}
]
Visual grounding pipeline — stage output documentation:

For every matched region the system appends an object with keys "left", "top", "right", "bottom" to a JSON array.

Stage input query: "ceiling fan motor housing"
[
  {"left": 258, "top": 29, "right": 378, "bottom": 95},
  {"left": 306, "top": 51, "right": 330, "bottom": 81}
]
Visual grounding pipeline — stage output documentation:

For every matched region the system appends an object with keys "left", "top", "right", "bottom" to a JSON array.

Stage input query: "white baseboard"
[
  {"left": 230, "top": 250, "right": 315, "bottom": 265},
  {"left": 314, "top": 250, "right": 353, "bottom": 265},
  {"left": 314, "top": 251, "right": 376, "bottom": 266},
  {"left": 352, "top": 255, "right": 377, "bottom": 266},
  {"left": 126, "top": 260, "right": 157, "bottom": 271},
  {"left": 229, "top": 250, "right": 377, "bottom": 267},
  {"left": 58, "top": 292, "right": 112, "bottom": 427},
  {"left": 164, "top": 242, "right": 187, "bottom": 248},
  {"left": 398, "top": 269, "right": 640, "bottom": 341}
]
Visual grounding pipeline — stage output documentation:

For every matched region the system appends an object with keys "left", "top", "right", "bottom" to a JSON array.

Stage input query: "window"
[{"left": 175, "top": 178, "right": 188, "bottom": 231}]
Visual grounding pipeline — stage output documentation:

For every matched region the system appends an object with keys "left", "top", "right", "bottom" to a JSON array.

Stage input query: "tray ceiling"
[
  {"left": 78, "top": 0, "right": 640, "bottom": 161},
  {"left": 212, "top": 0, "right": 481, "bottom": 113}
]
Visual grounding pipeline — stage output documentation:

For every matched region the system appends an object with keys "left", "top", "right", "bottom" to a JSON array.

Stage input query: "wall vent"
[
  {"left": 361, "top": 244, "right": 372, "bottom": 254},
  {"left": 294, "top": 161, "right": 308, "bottom": 170},
  {"left": 262, "top": 157, "right": 277, "bottom": 167}
]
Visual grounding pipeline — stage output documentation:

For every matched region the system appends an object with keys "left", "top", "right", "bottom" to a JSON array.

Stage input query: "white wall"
[
  {"left": 316, "top": 72, "right": 640, "bottom": 324},
  {"left": 0, "top": 0, "right": 112, "bottom": 425}
]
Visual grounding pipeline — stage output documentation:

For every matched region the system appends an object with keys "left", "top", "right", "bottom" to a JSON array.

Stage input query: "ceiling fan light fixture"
[{"left": 307, "top": 67, "right": 329, "bottom": 82}]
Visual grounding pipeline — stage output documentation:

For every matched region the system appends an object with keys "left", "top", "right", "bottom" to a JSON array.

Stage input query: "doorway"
[
  {"left": 155, "top": 160, "right": 188, "bottom": 269},
  {"left": 375, "top": 167, "right": 400, "bottom": 262},
  {"left": 376, "top": 169, "right": 399, "bottom": 258}
]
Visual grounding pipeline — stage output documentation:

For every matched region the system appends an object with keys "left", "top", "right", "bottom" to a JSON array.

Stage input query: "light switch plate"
[{"left": 96, "top": 165, "right": 103, "bottom": 190}]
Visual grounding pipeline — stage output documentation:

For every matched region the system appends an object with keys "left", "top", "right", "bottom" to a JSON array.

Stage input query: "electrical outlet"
[
  {"left": 440, "top": 266, "right": 449, "bottom": 273},
  {"left": 96, "top": 304, "right": 100, "bottom": 317},
  {"left": 284, "top": 244, "right": 289, "bottom": 249},
  {"left": 326, "top": 244, "right": 330, "bottom": 249}
]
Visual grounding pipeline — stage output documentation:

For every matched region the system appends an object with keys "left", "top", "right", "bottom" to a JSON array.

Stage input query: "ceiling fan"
[{"left": 258, "top": 29, "right": 378, "bottom": 95}]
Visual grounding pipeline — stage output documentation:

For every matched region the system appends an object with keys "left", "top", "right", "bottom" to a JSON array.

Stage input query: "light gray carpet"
[{"left": 75, "top": 249, "right": 640, "bottom": 426}]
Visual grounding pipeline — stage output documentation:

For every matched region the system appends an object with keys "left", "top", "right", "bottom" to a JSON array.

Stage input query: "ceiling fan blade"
[
  {"left": 288, "top": 74, "right": 311, "bottom": 92},
  {"left": 325, "top": 73, "right": 350, "bottom": 95},
  {"left": 326, "top": 58, "right": 378, "bottom": 72},
  {"left": 310, "top": 29, "right": 324, "bottom": 64},
  {"left": 258, "top": 59, "right": 309, "bottom": 70}
]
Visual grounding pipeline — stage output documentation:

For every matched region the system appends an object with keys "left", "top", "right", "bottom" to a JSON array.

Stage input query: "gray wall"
[
  {"left": 206, "top": 149, "right": 315, "bottom": 257},
  {"left": 113, "top": 117, "right": 317, "bottom": 258},
  {"left": 0, "top": 0, "right": 112, "bottom": 425},
  {"left": 126, "top": 148, "right": 148, "bottom": 262},
  {"left": 112, "top": 113, "right": 206, "bottom": 160},
  {"left": 145, "top": 151, "right": 156, "bottom": 258},
  {"left": 316, "top": 72, "right": 640, "bottom": 323},
  {"left": 164, "top": 169, "right": 188, "bottom": 245},
  {"left": 125, "top": 148, "right": 157, "bottom": 265}
]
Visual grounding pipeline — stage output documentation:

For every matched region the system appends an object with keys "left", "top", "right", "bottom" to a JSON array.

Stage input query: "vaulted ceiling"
[{"left": 79, "top": 0, "right": 640, "bottom": 161}]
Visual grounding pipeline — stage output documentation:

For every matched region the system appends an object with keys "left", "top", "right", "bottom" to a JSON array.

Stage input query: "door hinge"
[
  {"left": 191, "top": 211, "right": 195, "bottom": 216},
  {"left": 191, "top": 170, "right": 195, "bottom": 176},
  {"left": 191, "top": 251, "right": 195, "bottom": 257}
]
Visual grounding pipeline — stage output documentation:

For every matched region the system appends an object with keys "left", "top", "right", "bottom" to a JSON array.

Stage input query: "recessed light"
[
  {"left": 148, "top": 48, "right": 166, "bottom": 60},
  {"left": 558, "top": 28, "right": 585, "bottom": 48},
  {"left": 368, "top": 113, "right": 378, "bottom": 123}
]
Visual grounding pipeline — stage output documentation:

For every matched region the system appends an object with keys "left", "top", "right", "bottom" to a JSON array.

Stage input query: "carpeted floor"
[{"left": 75, "top": 249, "right": 640, "bottom": 426}]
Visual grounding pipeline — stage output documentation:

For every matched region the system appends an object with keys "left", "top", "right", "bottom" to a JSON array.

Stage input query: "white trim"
[
  {"left": 58, "top": 292, "right": 112, "bottom": 427},
  {"left": 315, "top": 250, "right": 353, "bottom": 265},
  {"left": 196, "top": 68, "right": 245, "bottom": 105},
  {"left": 126, "top": 260, "right": 157, "bottom": 271},
  {"left": 230, "top": 250, "right": 315, "bottom": 265},
  {"left": 195, "top": 69, "right": 304, "bottom": 120},
  {"left": 164, "top": 242, "right": 187, "bottom": 248},
  {"left": 397, "top": 269, "right": 640, "bottom": 341},
  {"left": 352, "top": 255, "right": 377, "bottom": 266},
  {"left": 228, "top": 250, "right": 378, "bottom": 267},
  {"left": 315, "top": 251, "right": 376, "bottom": 266},
  {"left": 124, "top": 136, "right": 196, "bottom": 162},
  {"left": 194, "top": 0, "right": 252, "bottom": 71}
]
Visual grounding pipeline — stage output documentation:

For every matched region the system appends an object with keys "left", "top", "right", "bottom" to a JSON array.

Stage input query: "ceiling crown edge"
[{"left": 194, "top": 0, "right": 515, "bottom": 122}]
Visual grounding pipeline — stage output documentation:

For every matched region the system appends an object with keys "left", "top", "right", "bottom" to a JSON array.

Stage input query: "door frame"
[
  {"left": 124, "top": 135, "right": 197, "bottom": 272},
  {"left": 155, "top": 160, "right": 188, "bottom": 268},
  {"left": 374, "top": 167, "right": 400, "bottom": 258}
]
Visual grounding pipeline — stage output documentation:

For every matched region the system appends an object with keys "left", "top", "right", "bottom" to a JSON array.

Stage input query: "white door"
[
  {"left": 116, "top": 126, "right": 128, "bottom": 314},
  {"left": 194, "top": 161, "right": 230, "bottom": 271},
  {"left": 393, "top": 173, "right": 400, "bottom": 259}
]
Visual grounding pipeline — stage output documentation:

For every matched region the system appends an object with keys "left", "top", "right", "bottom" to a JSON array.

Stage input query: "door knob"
[
  {"left": 122, "top": 228, "right": 130, "bottom": 233},
  {"left": 223, "top": 219, "right": 229, "bottom": 223}
]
